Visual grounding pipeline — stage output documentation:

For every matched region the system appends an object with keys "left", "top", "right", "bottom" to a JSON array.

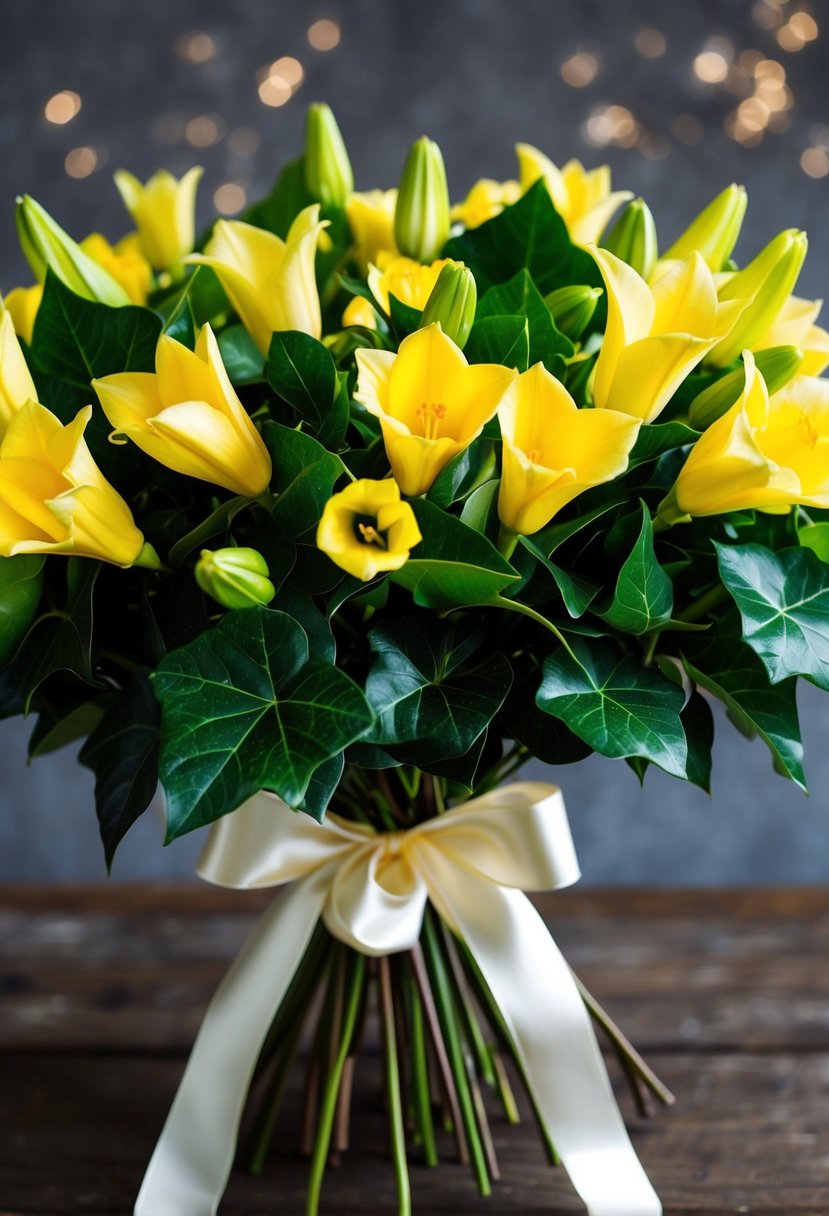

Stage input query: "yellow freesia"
[
  {"left": 451, "top": 178, "right": 522, "bottom": 229},
  {"left": 92, "top": 323, "right": 272, "bottom": 497},
  {"left": 4, "top": 284, "right": 42, "bottom": 344},
  {"left": 367, "top": 252, "right": 454, "bottom": 315},
  {"left": 590, "top": 247, "right": 745, "bottom": 422},
  {"left": 0, "top": 308, "right": 38, "bottom": 439},
  {"left": 0, "top": 401, "right": 144, "bottom": 565},
  {"left": 497, "top": 362, "right": 641, "bottom": 536},
  {"left": 186, "top": 205, "right": 327, "bottom": 355},
  {"left": 345, "top": 189, "right": 398, "bottom": 272},
  {"left": 755, "top": 294, "right": 829, "bottom": 378},
  {"left": 658, "top": 351, "right": 829, "bottom": 523},
  {"left": 516, "top": 144, "right": 631, "bottom": 246},
  {"left": 80, "top": 232, "right": 153, "bottom": 305},
  {"left": 355, "top": 323, "right": 517, "bottom": 497},
  {"left": 114, "top": 166, "right": 203, "bottom": 271},
  {"left": 317, "top": 477, "right": 422, "bottom": 580}
]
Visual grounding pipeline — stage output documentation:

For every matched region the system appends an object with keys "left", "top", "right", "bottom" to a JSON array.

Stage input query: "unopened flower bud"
[
  {"left": 545, "top": 284, "right": 602, "bottom": 341},
  {"left": 601, "top": 198, "right": 658, "bottom": 280},
  {"left": 689, "top": 345, "right": 804, "bottom": 430},
  {"left": 195, "top": 547, "right": 276, "bottom": 610},
  {"left": 394, "top": 137, "right": 450, "bottom": 264},
  {"left": 663, "top": 183, "right": 747, "bottom": 272},
  {"left": 15, "top": 195, "right": 131, "bottom": 307},
  {"left": 304, "top": 103, "right": 354, "bottom": 208},
  {"left": 419, "top": 262, "right": 477, "bottom": 349}
]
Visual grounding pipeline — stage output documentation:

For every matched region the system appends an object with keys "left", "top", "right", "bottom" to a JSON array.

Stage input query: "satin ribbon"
[{"left": 135, "top": 781, "right": 661, "bottom": 1216}]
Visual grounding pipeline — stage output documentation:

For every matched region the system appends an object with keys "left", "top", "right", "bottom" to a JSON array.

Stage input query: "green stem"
[
  {"left": 575, "top": 975, "right": 675, "bottom": 1107},
  {"left": 484, "top": 597, "right": 580, "bottom": 662},
  {"left": 404, "top": 965, "right": 439, "bottom": 1166},
  {"left": 306, "top": 953, "right": 367, "bottom": 1216},
  {"left": 167, "top": 496, "right": 250, "bottom": 567},
  {"left": 497, "top": 526, "right": 519, "bottom": 559},
  {"left": 675, "top": 583, "right": 729, "bottom": 624},
  {"left": 379, "top": 956, "right": 413, "bottom": 1216}
]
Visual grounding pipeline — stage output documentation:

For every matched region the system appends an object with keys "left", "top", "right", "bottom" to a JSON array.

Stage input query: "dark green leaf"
[
  {"left": 681, "top": 690, "right": 715, "bottom": 794},
  {"left": 459, "top": 479, "right": 501, "bottom": 538},
  {"left": 15, "top": 560, "right": 102, "bottom": 708},
  {"left": 477, "top": 270, "right": 573, "bottom": 370},
  {"left": 264, "top": 422, "right": 345, "bottom": 538},
  {"left": 599, "top": 502, "right": 673, "bottom": 634},
  {"left": 0, "top": 556, "right": 44, "bottom": 666},
  {"left": 628, "top": 422, "right": 700, "bottom": 468},
  {"left": 162, "top": 288, "right": 196, "bottom": 348},
  {"left": 29, "top": 683, "right": 104, "bottom": 757},
  {"left": 517, "top": 537, "right": 599, "bottom": 618},
  {"left": 296, "top": 753, "right": 344, "bottom": 822},
  {"left": 427, "top": 436, "right": 495, "bottom": 509},
  {"left": 464, "top": 314, "right": 529, "bottom": 371},
  {"left": 242, "top": 156, "right": 313, "bottom": 239},
  {"left": 153, "top": 607, "right": 373, "bottom": 837},
  {"left": 266, "top": 331, "right": 338, "bottom": 436},
  {"left": 218, "top": 324, "right": 265, "bottom": 384},
  {"left": 798, "top": 522, "right": 829, "bottom": 562}
]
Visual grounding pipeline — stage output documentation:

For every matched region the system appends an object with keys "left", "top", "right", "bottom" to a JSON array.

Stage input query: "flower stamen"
[{"left": 358, "top": 522, "right": 387, "bottom": 549}]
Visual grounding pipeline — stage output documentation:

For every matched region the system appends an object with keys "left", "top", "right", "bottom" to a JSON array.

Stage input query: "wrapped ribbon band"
[{"left": 135, "top": 781, "right": 661, "bottom": 1216}]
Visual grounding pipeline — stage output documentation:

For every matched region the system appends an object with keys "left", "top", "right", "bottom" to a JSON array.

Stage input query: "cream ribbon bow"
[{"left": 135, "top": 781, "right": 661, "bottom": 1216}]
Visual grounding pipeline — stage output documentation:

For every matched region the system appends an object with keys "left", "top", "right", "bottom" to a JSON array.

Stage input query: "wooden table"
[{"left": 1, "top": 887, "right": 827, "bottom": 1215}]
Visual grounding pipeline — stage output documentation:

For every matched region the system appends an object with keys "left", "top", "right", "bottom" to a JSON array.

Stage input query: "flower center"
[
  {"left": 528, "top": 448, "right": 543, "bottom": 465},
  {"left": 356, "top": 519, "right": 387, "bottom": 549},
  {"left": 799, "top": 413, "right": 819, "bottom": 449},
  {"left": 416, "top": 401, "right": 448, "bottom": 441}
]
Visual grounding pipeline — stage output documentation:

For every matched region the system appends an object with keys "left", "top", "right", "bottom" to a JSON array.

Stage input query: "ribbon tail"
[
  {"left": 427, "top": 860, "right": 662, "bottom": 1216},
  {"left": 134, "top": 870, "right": 331, "bottom": 1216}
]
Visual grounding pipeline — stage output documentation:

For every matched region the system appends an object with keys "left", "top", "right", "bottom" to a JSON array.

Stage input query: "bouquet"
[{"left": 2, "top": 102, "right": 828, "bottom": 1215}]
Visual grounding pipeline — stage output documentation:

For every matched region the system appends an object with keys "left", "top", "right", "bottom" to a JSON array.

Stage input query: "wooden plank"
[{"left": 0, "top": 1050, "right": 827, "bottom": 1214}]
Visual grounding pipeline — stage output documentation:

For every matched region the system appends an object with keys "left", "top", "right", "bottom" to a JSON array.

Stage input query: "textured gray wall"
[{"left": 1, "top": 0, "right": 828, "bottom": 881}]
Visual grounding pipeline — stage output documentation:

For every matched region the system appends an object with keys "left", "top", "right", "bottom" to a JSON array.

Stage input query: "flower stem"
[
  {"left": 404, "top": 964, "right": 439, "bottom": 1166},
  {"left": 379, "top": 956, "right": 412, "bottom": 1216}
]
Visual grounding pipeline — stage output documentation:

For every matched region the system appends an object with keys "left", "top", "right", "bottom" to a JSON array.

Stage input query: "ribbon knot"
[{"left": 135, "top": 782, "right": 662, "bottom": 1216}]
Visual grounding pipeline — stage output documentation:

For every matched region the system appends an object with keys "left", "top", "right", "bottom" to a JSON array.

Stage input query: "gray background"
[{"left": 1, "top": 0, "right": 827, "bottom": 882}]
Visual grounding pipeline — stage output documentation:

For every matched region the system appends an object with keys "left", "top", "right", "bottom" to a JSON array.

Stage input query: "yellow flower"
[
  {"left": 367, "top": 252, "right": 454, "bottom": 315},
  {"left": 317, "top": 477, "right": 422, "bottom": 580},
  {"left": 355, "top": 323, "right": 517, "bottom": 497},
  {"left": 92, "top": 323, "right": 272, "bottom": 497},
  {"left": 658, "top": 351, "right": 829, "bottom": 523},
  {"left": 451, "top": 178, "right": 522, "bottom": 229},
  {"left": 345, "top": 189, "right": 398, "bottom": 272},
  {"left": 0, "top": 401, "right": 144, "bottom": 565},
  {"left": 186, "top": 205, "right": 327, "bottom": 355},
  {"left": 4, "top": 284, "right": 43, "bottom": 344},
  {"left": 80, "top": 232, "right": 153, "bottom": 305},
  {"left": 497, "top": 362, "right": 641, "bottom": 536},
  {"left": 515, "top": 144, "right": 631, "bottom": 245},
  {"left": 114, "top": 167, "right": 203, "bottom": 271},
  {"left": 342, "top": 296, "right": 378, "bottom": 329},
  {"left": 0, "top": 308, "right": 38, "bottom": 439},
  {"left": 591, "top": 247, "right": 744, "bottom": 422},
  {"left": 754, "top": 294, "right": 829, "bottom": 378}
]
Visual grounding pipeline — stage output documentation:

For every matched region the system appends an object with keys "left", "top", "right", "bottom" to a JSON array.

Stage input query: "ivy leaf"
[
  {"left": 0, "top": 556, "right": 44, "bottom": 666},
  {"left": 517, "top": 537, "right": 599, "bottom": 618},
  {"left": 478, "top": 269, "right": 573, "bottom": 371},
  {"left": 628, "top": 422, "right": 700, "bottom": 468},
  {"left": 798, "top": 522, "right": 829, "bottom": 563},
  {"left": 218, "top": 324, "right": 265, "bottom": 384},
  {"left": 464, "top": 314, "right": 529, "bottom": 370},
  {"left": 599, "top": 501, "right": 673, "bottom": 635},
  {"left": 266, "top": 331, "right": 338, "bottom": 436},
  {"left": 15, "top": 560, "right": 102, "bottom": 708},
  {"left": 682, "top": 619, "right": 805, "bottom": 790},
  {"left": 390, "top": 498, "right": 519, "bottom": 609},
  {"left": 537, "top": 636, "right": 688, "bottom": 778},
  {"left": 716, "top": 542, "right": 829, "bottom": 690},
  {"left": 153, "top": 607, "right": 374, "bottom": 837},
  {"left": 681, "top": 691, "right": 715, "bottom": 793},
  {"left": 264, "top": 422, "right": 345, "bottom": 539},
  {"left": 79, "top": 673, "right": 161, "bottom": 869}
]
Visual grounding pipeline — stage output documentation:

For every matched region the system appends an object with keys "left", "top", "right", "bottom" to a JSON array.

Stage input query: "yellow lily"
[
  {"left": 114, "top": 167, "right": 203, "bottom": 271},
  {"left": 4, "top": 284, "right": 43, "bottom": 344},
  {"left": 355, "top": 323, "right": 516, "bottom": 497},
  {"left": 345, "top": 189, "right": 398, "bottom": 272},
  {"left": 186, "top": 205, "right": 327, "bottom": 355},
  {"left": 0, "top": 401, "right": 144, "bottom": 565},
  {"left": 755, "top": 294, "right": 829, "bottom": 378},
  {"left": 79, "top": 232, "right": 153, "bottom": 305},
  {"left": 367, "top": 252, "right": 455, "bottom": 315},
  {"left": 658, "top": 351, "right": 829, "bottom": 523},
  {"left": 342, "top": 296, "right": 378, "bottom": 329},
  {"left": 0, "top": 308, "right": 38, "bottom": 439},
  {"left": 451, "top": 178, "right": 522, "bottom": 230},
  {"left": 591, "top": 246, "right": 744, "bottom": 422},
  {"left": 516, "top": 144, "right": 631, "bottom": 245},
  {"left": 92, "top": 323, "right": 272, "bottom": 497},
  {"left": 317, "top": 477, "right": 422, "bottom": 580},
  {"left": 497, "top": 362, "right": 640, "bottom": 536}
]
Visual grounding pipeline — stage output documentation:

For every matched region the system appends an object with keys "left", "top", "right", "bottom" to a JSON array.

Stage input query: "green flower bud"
[
  {"left": 545, "top": 284, "right": 602, "bottom": 341},
  {"left": 195, "top": 547, "right": 276, "bottom": 610},
  {"left": 15, "top": 195, "right": 131, "bottom": 307},
  {"left": 419, "top": 262, "right": 477, "bottom": 349},
  {"left": 689, "top": 345, "right": 804, "bottom": 430},
  {"left": 708, "top": 229, "right": 808, "bottom": 368},
  {"left": 601, "top": 198, "right": 658, "bottom": 281},
  {"left": 303, "top": 103, "right": 354, "bottom": 208},
  {"left": 394, "top": 136, "right": 450, "bottom": 264},
  {"left": 663, "top": 183, "right": 747, "bottom": 272}
]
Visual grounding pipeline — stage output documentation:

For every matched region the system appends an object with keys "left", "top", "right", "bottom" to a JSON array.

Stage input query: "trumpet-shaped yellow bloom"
[
  {"left": 317, "top": 477, "right": 422, "bottom": 580},
  {"left": 342, "top": 296, "right": 378, "bottom": 329},
  {"left": 367, "top": 253, "right": 454, "bottom": 315},
  {"left": 0, "top": 402, "right": 144, "bottom": 565},
  {"left": 451, "top": 178, "right": 522, "bottom": 229},
  {"left": 114, "top": 167, "right": 203, "bottom": 271},
  {"left": 497, "top": 363, "right": 641, "bottom": 536},
  {"left": 0, "top": 309, "right": 38, "bottom": 439},
  {"left": 658, "top": 351, "right": 829, "bottom": 523},
  {"left": 80, "top": 232, "right": 153, "bottom": 305},
  {"left": 186, "top": 206, "right": 327, "bottom": 355},
  {"left": 355, "top": 324, "right": 517, "bottom": 497},
  {"left": 345, "top": 189, "right": 398, "bottom": 272},
  {"left": 516, "top": 144, "right": 631, "bottom": 246},
  {"left": 4, "top": 284, "right": 43, "bottom": 344},
  {"left": 92, "top": 323, "right": 272, "bottom": 497},
  {"left": 591, "top": 247, "right": 745, "bottom": 422},
  {"left": 755, "top": 294, "right": 829, "bottom": 378}
]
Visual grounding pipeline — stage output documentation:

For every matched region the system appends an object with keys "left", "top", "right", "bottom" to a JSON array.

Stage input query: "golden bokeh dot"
[
  {"left": 776, "top": 22, "right": 807, "bottom": 51},
  {"left": 789, "top": 11, "right": 819, "bottom": 40},
  {"left": 45, "top": 90, "right": 81, "bottom": 125},
  {"left": 270, "top": 56, "right": 304, "bottom": 86},
  {"left": 65, "top": 146, "right": 98, "bottom": 178},
  {"left": 308, "top": 19, "right": 341, "bottom": 51},
  {"left": 214, "top": 182, "right": 248, "bottom": 214},
  {"left": 560, "top": 51, "right": 599, "bottom": 87},
  {"left": 185, "top": 114, "right": 225, "bottom": 147},
  {"left": 175, "top": 31, "right": 216, "bottom": 63},
  {"left": 258, "top": 76, "right": 292, "bottom": 107},
  {"left": 634, "top": 28, "right": 666, "bottom": 58},
  {"left": 801, "top": 146, "right": 829, "bottom": 178},
  {"left": 693, "top": 51, "right": 729, "bottom": 83}
]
